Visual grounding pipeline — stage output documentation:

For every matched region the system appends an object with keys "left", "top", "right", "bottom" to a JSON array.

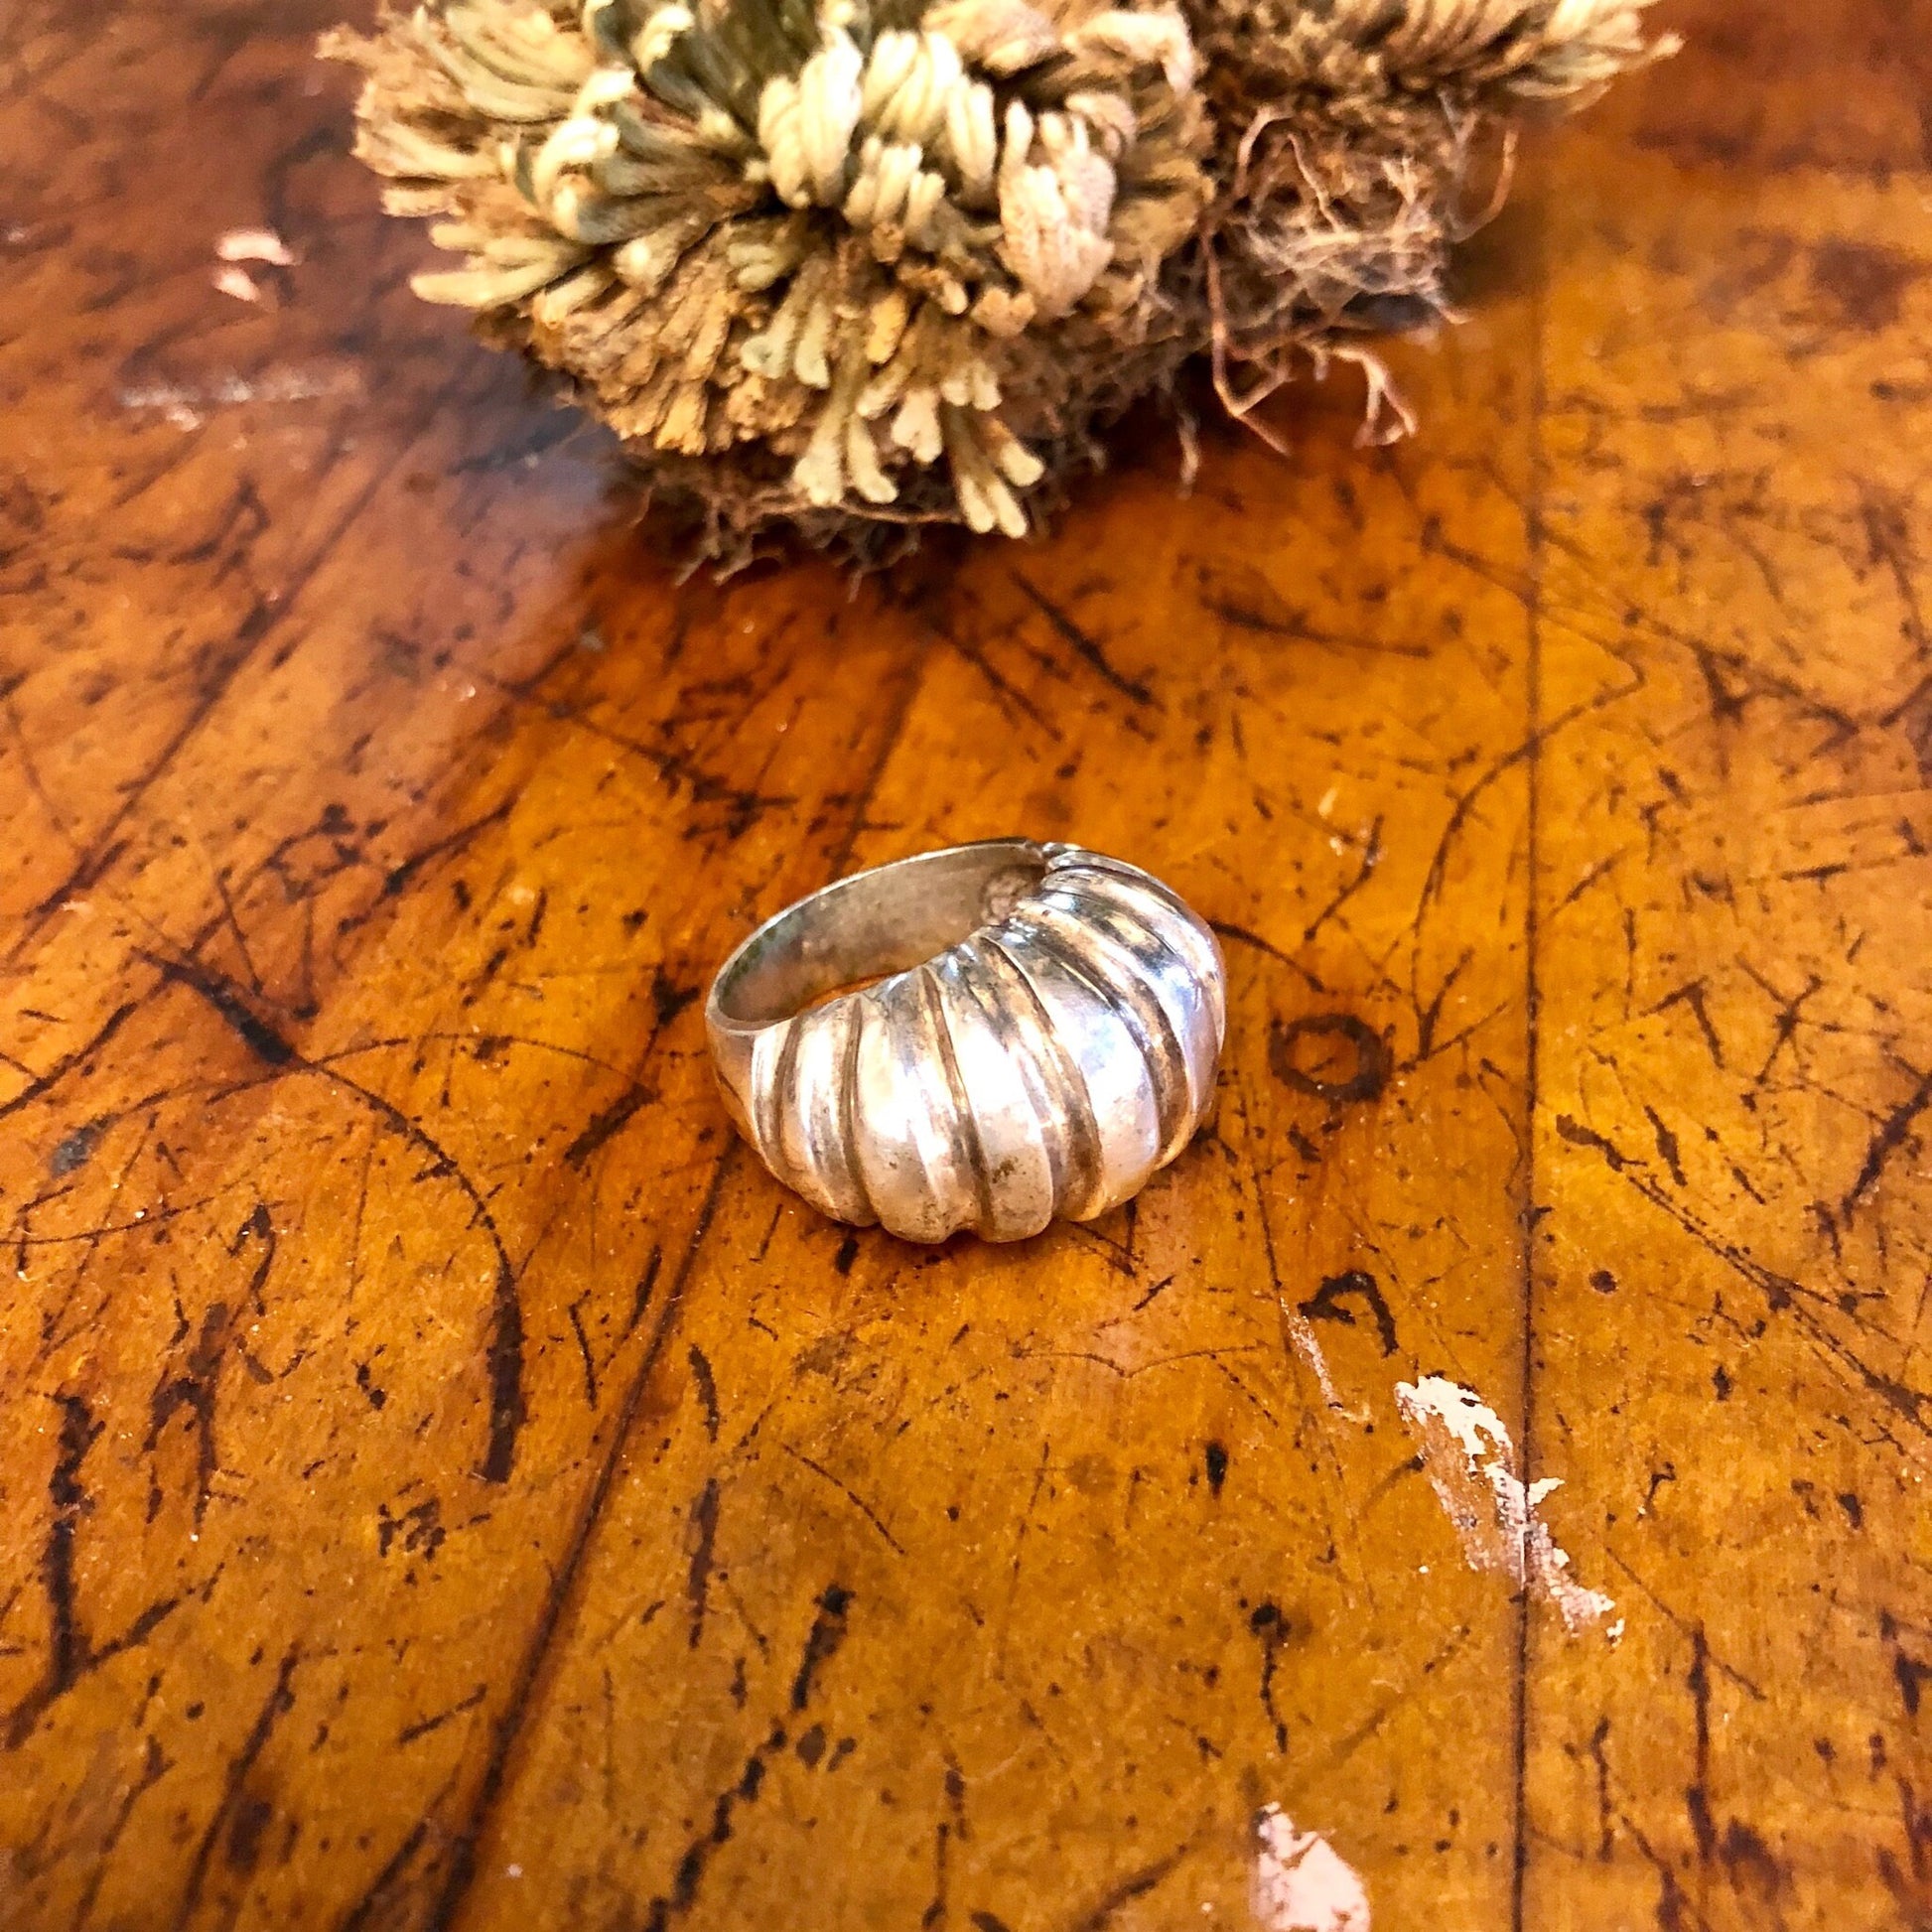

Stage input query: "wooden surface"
[{"left": 4, "top": 2, "right": 1930, "bottom": 1926}]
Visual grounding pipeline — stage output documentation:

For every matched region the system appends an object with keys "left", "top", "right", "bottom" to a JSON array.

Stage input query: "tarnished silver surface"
[{"left": 706, "top": 840, "right": 1225, "bottom": 1242}]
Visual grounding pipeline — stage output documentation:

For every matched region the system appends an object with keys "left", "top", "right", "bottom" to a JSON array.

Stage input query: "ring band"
[{"left": 705, "top": 839, "right": 1225, "bottom": 1242}]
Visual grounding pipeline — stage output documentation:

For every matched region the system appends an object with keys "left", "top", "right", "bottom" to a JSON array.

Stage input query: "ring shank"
[{"left": 710, "top": 839, "right": 1047, "bottom": 1030}]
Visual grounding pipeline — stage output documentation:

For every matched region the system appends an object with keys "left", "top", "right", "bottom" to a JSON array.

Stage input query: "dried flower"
[
  {"left": 326, "top": 0, "right": 1210, "bottom": 551},
  {"left": 323, "top": 0, "right": 1670, "bottom": 558}
]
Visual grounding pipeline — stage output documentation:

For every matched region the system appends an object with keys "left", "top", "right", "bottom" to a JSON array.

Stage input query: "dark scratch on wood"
[
  {"left": 783, "top": 1444, "right": 905, "bottom": 1555},
  {"left": 169, "top": 1645, "right": 299, "bottom": 1930},
  {"left": 1651, "top": 979, "right": 1725, "bottom": 1068},
  {"left": 397, "top": 1684, "right": 487, "bottom": 1745},
  {"left": 686, "top": 1477, "right": 721, "bottom": 1650},
  {"left": 140, "top": 947, "right": 527, "bottom": 1484},
  {"left": 1299, "top": 1269, "right": 1399, "bottom": 1356},
  {"left": 687, "top": 1342, "right": 721, "bottom": 1440},
  {"left": 42, "top": 1393, "right": 100, "bottom": 1699},
  {"left": 1840, "top": 1061, "right": 1932, "bottom": 1222},
  {"left": 16, "top": 427, "right": 415, "bottom": 957},
  {"left": 6, "top": 1392, "right": 184, "bottom": 1750},
  {"left": 1011, "top": 571, "right": 1158, "bottom": 709},
  {"left": 641, "top": 1585, "right": 854, "bottom": 1932},
  {"left": 1509, "top": 242, "right": 1550, "bottom": 1932},
  {"left": 1304, "top": 816, "right": 1384, "bottom": 944},
  {"left": 376, "top": 796, "right": 514, "bottom": 903},
  {"left": 0, "top": 1002, "right": 140, "bottom": 1125},
  {"left": 567, "top": 1296, "right": 599, "bottom": 1409},
  {"left": 423, "top": 1149, "right": 737, "bottom": 1930},
  {"left": 1061, "top": 1843, "right": 1188, "bottom": 1932}
]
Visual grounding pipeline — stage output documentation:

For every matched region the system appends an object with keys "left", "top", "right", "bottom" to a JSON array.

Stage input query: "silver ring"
[{"left": 706, "top": 840, "right": 1225, "bottom": 1242}]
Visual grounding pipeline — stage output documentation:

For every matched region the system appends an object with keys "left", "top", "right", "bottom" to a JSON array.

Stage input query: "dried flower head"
[
  {"left": 326, "top": 0, "right": 1211, "bottom": 548},
  {"left": 324, "top": 0, "right": 1670, "bottom": 556}
]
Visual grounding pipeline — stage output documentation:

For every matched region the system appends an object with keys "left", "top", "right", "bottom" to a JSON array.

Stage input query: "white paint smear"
[
  {"left": 1281, "top": 1303, "right": 1365, "bottom": 1421},
  {"left": 216, "top": 226, "right": 297, "bottom": 265},
  {"left": 1252, "top": 1806, "right": 1369, "bottom": 1932},
  {"left": 212, "top": 265, "right": 262, "bottom": 304},
  {"left": 118, "top": 367, "right": 357, "bottom": 430},
  {"left": 1395, "top": 1374, "right": 1614, "bottom": 1634}
]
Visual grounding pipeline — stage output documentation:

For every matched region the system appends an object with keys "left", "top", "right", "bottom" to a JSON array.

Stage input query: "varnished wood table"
[{"left": 4, "top": 2, "right": 1928, "bottom": 1926}]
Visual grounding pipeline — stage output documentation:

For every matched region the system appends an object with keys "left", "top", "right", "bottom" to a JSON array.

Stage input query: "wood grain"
[{"left": 2, "top": 2, "right": 1927, "bottom": 1927}]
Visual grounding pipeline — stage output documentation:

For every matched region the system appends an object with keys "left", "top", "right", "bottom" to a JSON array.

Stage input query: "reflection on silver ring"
[{"left": 705, "top": 839, "right": 1225, "bottom": 1243}]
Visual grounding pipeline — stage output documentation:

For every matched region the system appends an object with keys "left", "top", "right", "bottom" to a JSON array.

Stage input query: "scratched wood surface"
[{"left": 3, "top": 1, "right": 1929, "bottom": 1927}]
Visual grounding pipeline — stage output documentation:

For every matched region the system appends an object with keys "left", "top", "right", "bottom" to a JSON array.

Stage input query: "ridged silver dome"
[{"left": 707, "top": 842, "right": 1225, "bottom": 1242}]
